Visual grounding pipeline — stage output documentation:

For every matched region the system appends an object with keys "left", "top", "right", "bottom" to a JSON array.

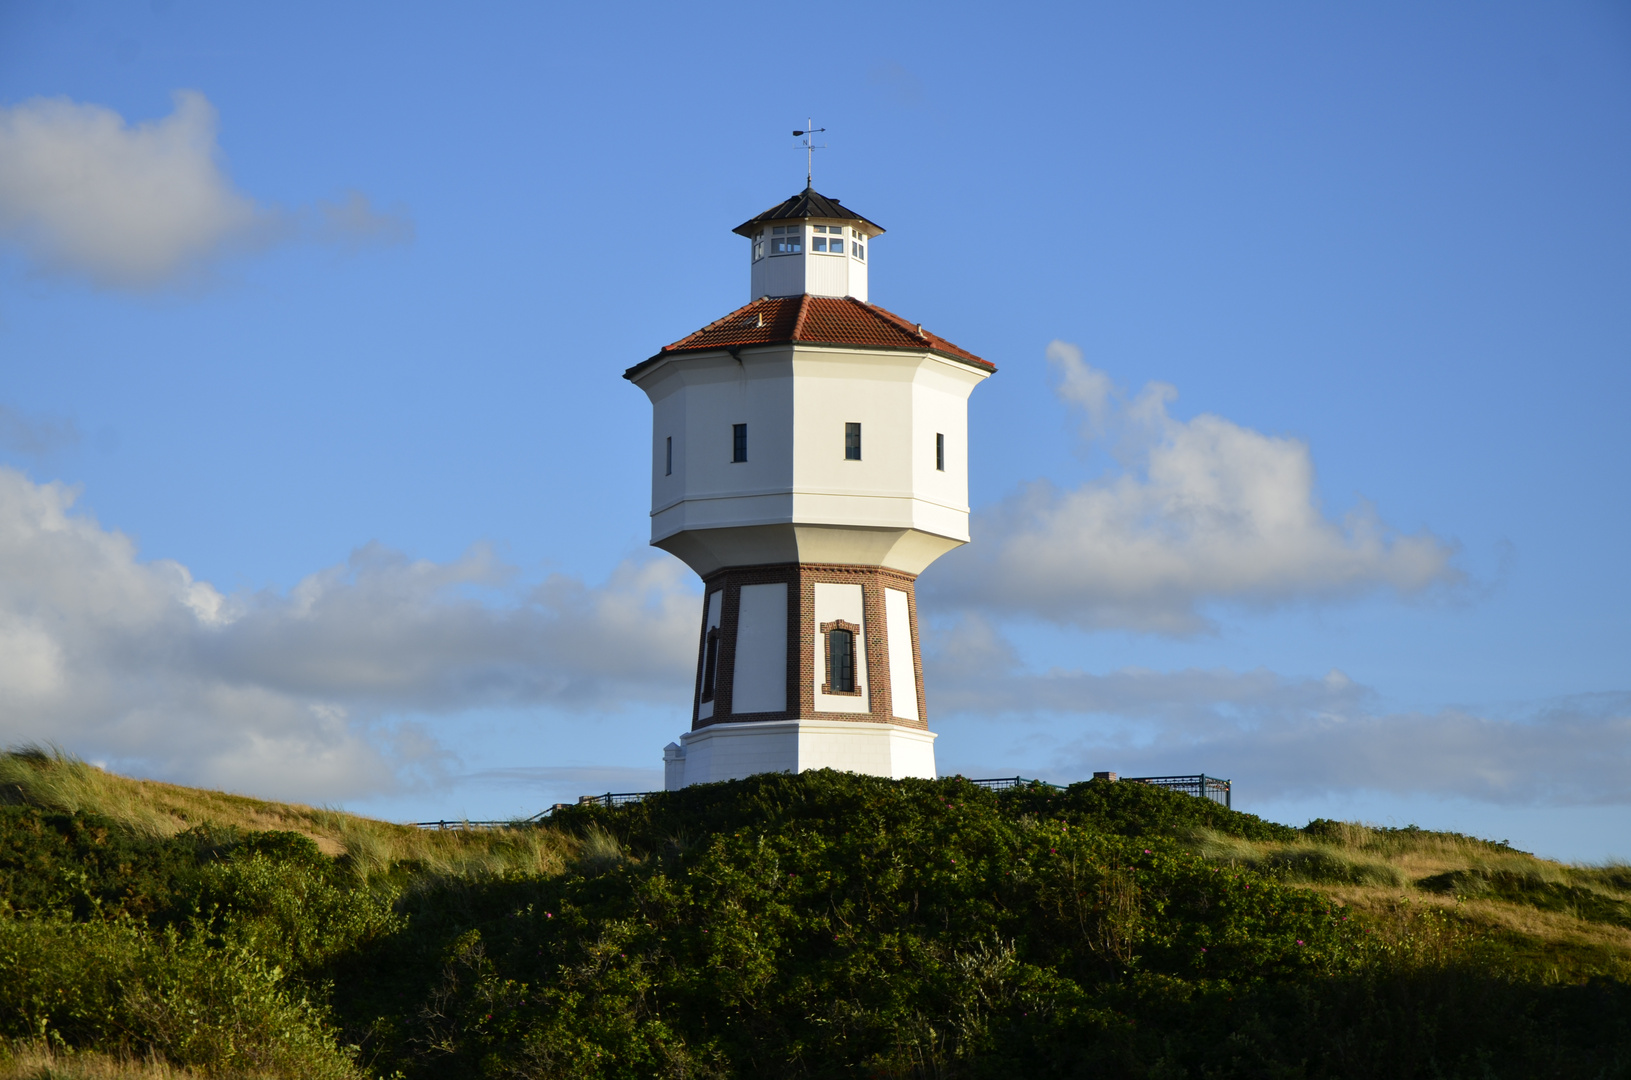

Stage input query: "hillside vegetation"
[{"left": 0, "top": 747, "right": 1627, "bottom": 1079}]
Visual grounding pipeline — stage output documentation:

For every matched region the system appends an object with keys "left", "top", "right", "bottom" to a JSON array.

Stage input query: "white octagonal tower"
[{"left": 625, "top": 187, "right": 994, "bottom": 789}]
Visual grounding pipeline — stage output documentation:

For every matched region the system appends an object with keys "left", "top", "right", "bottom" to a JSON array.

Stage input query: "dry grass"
[
  {"left": 0, "top": 746, "right": 575, "bottom": 880},
  {"left": 1181, "top": 819, "right": 1631, "bottom": 974},
  {"left": 0, "top": 1040, "right": 204, "bottom": 1079}
]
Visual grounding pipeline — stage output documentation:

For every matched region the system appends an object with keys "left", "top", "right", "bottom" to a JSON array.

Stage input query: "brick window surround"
[{"left": 819, "top": 619, "right": 864, "bottom": 696}]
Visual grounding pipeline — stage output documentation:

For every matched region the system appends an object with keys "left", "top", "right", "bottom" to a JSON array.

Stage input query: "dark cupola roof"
[{"left": 732, "top": 187, "right": 885, "bottom": 238}]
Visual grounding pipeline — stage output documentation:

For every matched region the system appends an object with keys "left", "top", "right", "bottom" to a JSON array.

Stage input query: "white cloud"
[
  {"left": 933, "top": 342, "right": 1461, "bottom": 633},
  {"left": 926, "top": 620, "right": 1630, "bottom": 807},
  {"left": 0, "top": 91, "right": 411, "bottom": 290},
  {"left": 0, "top": 468, "right": 697, "bottom": 801}
]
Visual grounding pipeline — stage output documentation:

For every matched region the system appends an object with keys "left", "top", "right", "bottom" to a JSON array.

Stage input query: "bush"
[{"left": 0, "top": 917, "right": 361, "bottom": 1078}]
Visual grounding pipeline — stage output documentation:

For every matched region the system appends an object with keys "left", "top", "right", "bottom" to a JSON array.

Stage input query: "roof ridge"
[{"left": 790, "top": 294, "right": 814, "bottom": 341}]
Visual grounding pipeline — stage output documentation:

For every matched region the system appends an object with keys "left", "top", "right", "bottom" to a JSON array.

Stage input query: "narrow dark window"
[
  {"left": 935, "top": 433, "right": 944, "bottom": 471},
  {"left": 700, "top": 629, "right": 720, "bottom": 702},
  {"left": 829, "top": 629, "right": 855, "bottom": 693},
  {"left": 665, "top": 436, "right": 673, "bottom": 476},
  {"left": 845, "top": 422, "right": 861, "bottom": 461},
  {"left": 732, "top": 423, "right": 747, "bottom": 463}
]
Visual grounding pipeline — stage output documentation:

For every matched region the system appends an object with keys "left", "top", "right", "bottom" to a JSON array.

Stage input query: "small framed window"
[
  {"left": 812, "top": 224, "right": 844, "bottom": 254},
  {"left": 854, "top": 237, "right": 865, "bottom": 261},
  {"left": 845, "top": 422, "right": 861, "bottom": 461},
  {"left": 665, "top": 436, "right": 673, "bottom": 476},
  {"left": 753, "top": 233, "right": 765, "bottom": 261},
  {"left": 821, "top": 620, "right": 862, "bottom": 695},
  {"left": 771, "top": 225, "right": 802, "bottom": 255},
  {"left": 935, "top": 433, "right": 944, "bottom": 472},
  {"left": 700, "top": 628, "right": 721, "bottom": 702},
  {"left": 732, "top": 423, "right": 747, "bottom": 463}
]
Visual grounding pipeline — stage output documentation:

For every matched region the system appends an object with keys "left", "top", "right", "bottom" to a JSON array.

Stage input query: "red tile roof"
[{"left": 625, "top": 295, "right": 993, "bottom": 380}]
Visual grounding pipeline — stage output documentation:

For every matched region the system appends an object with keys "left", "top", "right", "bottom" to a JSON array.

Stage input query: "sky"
[{"left": 0, "top": 1, "right": 1627, "bottom": 861}]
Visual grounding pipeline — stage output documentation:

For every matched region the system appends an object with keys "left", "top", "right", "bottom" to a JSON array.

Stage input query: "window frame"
[
  {"left": 820, "top": 619, "right": 863, "bottom": 696},
  {"left": 665, "top": 435, "right": 673, "bottom": 476},
  {"left": 732, "top": 423, "right": 747, "bottom": 463},
  {"left": 935, "top": 432, "right": 944, "bottom": 472},
  {"left": 845, "top": 422, "right": 861, "bottom": 461},
  {"left": 769, "top": 225, "right": 803, "bottom": 256}
]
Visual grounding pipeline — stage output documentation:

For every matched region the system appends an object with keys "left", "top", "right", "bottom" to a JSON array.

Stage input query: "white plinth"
[{"left": 664, "top": 719, "right": 936, "bottom": 790}]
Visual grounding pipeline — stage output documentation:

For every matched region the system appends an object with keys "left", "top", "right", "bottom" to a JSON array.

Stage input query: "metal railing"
[
  {"left": 576, "top": 791, "right": 652, "bottom": 808},
  {"left": 1124, "top": 774, "right": 1232, "bottom": 809},
  {"left": 415, "top": 772, "right": 1231, "bottom": 826},
  {"left": 966, "top": 776, "right": 1058, "bottom": 792}
]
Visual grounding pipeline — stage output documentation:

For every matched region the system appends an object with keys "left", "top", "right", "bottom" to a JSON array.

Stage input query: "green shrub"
[{"left": 0, "top": 917, "right": 360, "bottom": 1078}]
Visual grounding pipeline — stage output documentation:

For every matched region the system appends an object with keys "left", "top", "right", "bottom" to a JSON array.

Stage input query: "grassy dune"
[
  {"left": 0, "top": 746, "right": 574, "bottom": 879},
  {"left": 2, "top": 748, "right": 1627, "bottom": 1078},
  {"left": 1183, "top": 820, "right": 1631, "bottom": 979}
]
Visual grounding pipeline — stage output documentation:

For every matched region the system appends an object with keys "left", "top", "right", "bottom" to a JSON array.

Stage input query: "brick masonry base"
[{"left": 690, "top": 562, "right": 928, "bottom": 733}]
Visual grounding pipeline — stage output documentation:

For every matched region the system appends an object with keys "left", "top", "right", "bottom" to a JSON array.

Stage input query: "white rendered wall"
[
  {"left": 637, "top": 345, "right": 988, "bottom": 576},
  {"left": 813, "top": 582, "right": 869, "bottom": 714},
  {"left": 665, "top": 719, "right": 937, "bottom": 789},
  {"left": 746, "top": 221, "right": 872, "bottom": 301},
  {"left": 695, "top": 589, "right": 722, "bottom": 722},
  {"left": 884, "top": 588, "right": 918, "bottom": 722},
  {"left": 731, "top": 583, "right": 788, "bottom": 714}
]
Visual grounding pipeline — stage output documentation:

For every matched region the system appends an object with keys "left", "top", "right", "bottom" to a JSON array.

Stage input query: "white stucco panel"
[
  {"left": 813, "top": 581, "right": 869, "bottom": 714},
  {"left": 696, "top": 589, "right": 723, "bottom": 722},
  {"left": 731, "top": 583, "right": 788, "bottom": 715},
  {"left": 884, "top": 587, "right": 918, "bottom": 722}
]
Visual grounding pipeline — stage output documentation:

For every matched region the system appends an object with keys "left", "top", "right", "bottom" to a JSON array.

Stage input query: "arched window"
[
  {"left": 821, "top": 620, "right": 862, "bottom": 696},
  {"left": 829, "top": 629, "right": 854, "bottom": 693}
]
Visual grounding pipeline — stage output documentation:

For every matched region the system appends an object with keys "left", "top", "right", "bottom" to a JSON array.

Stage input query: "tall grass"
[
  {"left": 0, "top": 747, "right": 575, "bottom": 882},
  {"left": 0, "top": 1040, "right": 207, "bottom": 1079}
]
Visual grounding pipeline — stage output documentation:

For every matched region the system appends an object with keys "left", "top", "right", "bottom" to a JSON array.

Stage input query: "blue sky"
[{"left": 0, "top": 1, "right": 1626, "bottom": 860}]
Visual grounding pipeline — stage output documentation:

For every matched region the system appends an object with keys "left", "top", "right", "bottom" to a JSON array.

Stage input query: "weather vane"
[{"left": 793, "top": 119, "right": 826, "bottom": 189}]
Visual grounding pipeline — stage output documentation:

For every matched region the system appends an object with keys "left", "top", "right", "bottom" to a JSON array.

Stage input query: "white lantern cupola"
[{"left": 734, "top": 187, "right": 882, "bottom": 303}]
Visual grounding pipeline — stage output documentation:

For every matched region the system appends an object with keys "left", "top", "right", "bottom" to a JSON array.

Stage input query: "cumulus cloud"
[
  {"left": 0, "top": 468, "right": 696, "bottom": 801},
  {"left": 933, "top": 342, "right": 1461, "bottom": 633},
  {"left": 0, "top": 91, "right": 412, "bottom": 290},
  {"left": 926, "top": 619, "right": 1630, "bottom": 807}
]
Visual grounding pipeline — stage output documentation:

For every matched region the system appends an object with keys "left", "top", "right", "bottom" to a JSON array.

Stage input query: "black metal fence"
[
  {"left": 416, "top": 772, "right": 1231, "bottom": 828},
  {"left": 966, "top": 776, "right": 1053, "bottom": 792},
  {"left": 1123, "top": 774, "right": 1231, "bottom": 809},
  {"left": 966, "top": 774, "right": 1231, "bottom": 808}
]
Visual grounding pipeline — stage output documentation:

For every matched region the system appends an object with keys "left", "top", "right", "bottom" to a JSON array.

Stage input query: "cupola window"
[
  {"left": 770, "top": 226, "right": 802, "bottom": 255},
  {"left": 853, "top": 233, "right": 865, "bottom": 261},
  {"left": 812, "top": 225, "right": 844, "bottom": 254},
  {"left": 752, "top": 233, "right": 765, "bottom": 261}
]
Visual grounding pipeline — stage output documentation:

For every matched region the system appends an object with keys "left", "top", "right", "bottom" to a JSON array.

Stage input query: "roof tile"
[{"left": 625, "top": 296, "right": 992, "bottom": 380}]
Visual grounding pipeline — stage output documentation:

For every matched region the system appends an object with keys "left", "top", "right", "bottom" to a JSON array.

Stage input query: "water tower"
[{"left": 624, "top": 185, "right": 994, "bottom": 788}]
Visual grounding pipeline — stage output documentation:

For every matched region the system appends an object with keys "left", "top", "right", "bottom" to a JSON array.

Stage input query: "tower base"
[{"left": 664, "top": 720, "right": 936, "bottom": 790}]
